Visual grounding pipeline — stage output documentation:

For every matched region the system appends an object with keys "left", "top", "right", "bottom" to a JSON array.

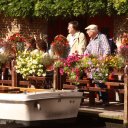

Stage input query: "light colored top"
[
  {"left": 84, "top": 33, "right": 111, "bottom": 57},
  {"left": 31, "top": 49, "right": 45, "bottom": 55},
  {"left": 67, "top": 31, "right": 87, "bottom": 55},
  {"left": 0, "top": 47, "right": 5, "bottom": 53}
]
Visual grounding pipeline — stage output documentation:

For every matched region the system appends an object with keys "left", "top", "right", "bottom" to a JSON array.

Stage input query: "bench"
[
  {"left": 27, "top": 76, "right": 53, "bottom": 89},
  {"left": 0, "top": 86, "right": 20, "bottom": 93},
  {"left": 63, "top": 76, "right": 125, "bottom": 105}
]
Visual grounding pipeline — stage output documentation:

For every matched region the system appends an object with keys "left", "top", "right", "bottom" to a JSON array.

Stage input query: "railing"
[
  {"left": 0, "top": 60, "right": 53, "bottom": 89},
  {"left": 60, "top": 65, "right": 128, "bottom": 127},
  {"left": 0, "top": 60, "right": 128, "bottom": 127}
]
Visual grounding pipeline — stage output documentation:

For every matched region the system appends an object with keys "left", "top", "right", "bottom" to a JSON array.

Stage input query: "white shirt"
[
  {"left": 69, "top": 35, "right": 75, "bottom": 48},
  {"left": 0, "top": 47, "right": 5, "bottom": 53}
]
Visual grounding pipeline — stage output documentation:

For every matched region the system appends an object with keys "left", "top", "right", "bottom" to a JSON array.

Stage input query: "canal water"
[
  {"left": 0, "top": 114, "right": 123, "bottom": 128},
  {"left": 0, "top": 115, "right": 119, "bottom": 128}
]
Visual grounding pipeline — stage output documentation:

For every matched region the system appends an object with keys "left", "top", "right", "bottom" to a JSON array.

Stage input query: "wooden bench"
[
  {"left": 0, "top": 85, "right": 47, "bottom": 93},
  {"left": 27, "top": 76, "right": 53, "bottom": 89},
  {"left": 0, "top": 79, "right": 30, "bottom": 88},
  {"left": 63, "top": 78, "right": 105, "bottom": 105},
  {"left": 0, "top": 86, "right": 20, "bottom": 93},
  {"left": 0, "top": 80, "right": 12, "bottom": 85},
  {"left": 66, "top": 78, "right": 90, "bottom": 86},
  {"left": 63, "top": 77, "right": 125, "bottom": 105}
]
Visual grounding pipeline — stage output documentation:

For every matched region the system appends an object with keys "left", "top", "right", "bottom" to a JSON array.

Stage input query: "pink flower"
[{"left": 60, "top": 68, "right": 64, "bottom": 75}]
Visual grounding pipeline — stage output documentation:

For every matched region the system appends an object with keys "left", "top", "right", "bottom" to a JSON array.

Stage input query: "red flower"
[
  {"left": 8, "top": 33, "right": 25, "bottom": 43},
  {"left": 51, "top": 34, "right": 70, "bottom": 58}
]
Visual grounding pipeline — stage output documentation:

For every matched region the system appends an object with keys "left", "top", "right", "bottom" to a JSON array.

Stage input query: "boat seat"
[
  {"left": 0, "top": 86, "right": 20, "bottom": 93},
  {"left": 27, "top": 76, "right": 53, "bottom": 89}
]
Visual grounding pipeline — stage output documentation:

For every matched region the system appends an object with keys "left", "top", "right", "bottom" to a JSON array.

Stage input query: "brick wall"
[
  {"left": 0, "top": 15, "right": 48, "bottom": 40},
  {"left": 0, "top": 15, "right": 127, "bottom": 44},
  {"left": 114, "top": 15, "right": 128, "bottom": 37}
]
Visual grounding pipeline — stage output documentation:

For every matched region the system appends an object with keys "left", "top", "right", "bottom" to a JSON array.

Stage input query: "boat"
[{"left": 0, "top": 86, "right": 83, "bottom": 127}]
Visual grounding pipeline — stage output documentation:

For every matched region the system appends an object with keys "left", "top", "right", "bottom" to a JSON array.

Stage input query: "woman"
[
  {"left": 33, "top": 39, "right": 47, "bottom": 54},
  {"left": 24, "top": 38, "right": 36, "bottom": 52}
]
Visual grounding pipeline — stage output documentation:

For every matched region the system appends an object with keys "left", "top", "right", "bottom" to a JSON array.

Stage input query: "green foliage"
[
  {"left": 15, "top": 51, "right": 46, "bottom": 78},
  {"left": 15, "top": 51, "right": 54, "bottom": 78},
  {"left": 87, "top": 0, "right": 106, "bottom": 16},
  {"left": 112, "top": 0, "right": 128, "bottom": 14},
  {"left": 0, "top": 0, "right": 127, "bottom": 18},
  {"left": 51, "top": 0, "right": 73, "bottom": 17},
  {"left": 72, "top": 0, "right": 87, "bottom": 17},
  {"left": 107, "top": 0, "right": 128, "bottom": 15},
  {"left": 34, "top": 0, "right": 53, "bottom": 17},
  {"left": 0, "top": 53, "right": 10, "bottom": 65},
  {"left": 0, "top": 0, "right": 34, "bottom": 17}
]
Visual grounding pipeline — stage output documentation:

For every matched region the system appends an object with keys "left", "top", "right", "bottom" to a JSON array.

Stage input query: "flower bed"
[
  {"left": 15, "top": 51, "right": 54, "bottom": 78},
  {"left": 54, "top": 54, "right": 125, "bottom": 84}
]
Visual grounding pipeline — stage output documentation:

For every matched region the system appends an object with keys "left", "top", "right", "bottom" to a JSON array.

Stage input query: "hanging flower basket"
[
  {"left": 8, "top": 33, "right": 25, "bottom": 53},
  {"left": 51, "top": 35, "right": 70, "bottom": 58}
]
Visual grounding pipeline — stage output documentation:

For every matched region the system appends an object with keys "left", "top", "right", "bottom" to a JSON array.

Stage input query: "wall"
[
  {"left": 47, "top": 15, "right": 128, "bottom": 43},
  {"left": 47, "top": 16, "right": 87, "bottom": 44},
  {"left": 114, "top": 15, "right": 128, "bottom": 37},
  {"left": 0, "top": 16, "right": 48, "bottom": 40},
  {"left": 47, "top": 15, "right": 115, "bottom": 44},
  {"left": 86, "top": 15, "right": 114, "bottom": 38},
  {"left": 0, "top": 15, "right": 127, "bottom": 46}
]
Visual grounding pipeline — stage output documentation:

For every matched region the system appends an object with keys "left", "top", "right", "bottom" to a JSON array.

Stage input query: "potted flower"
[
  {"left": 54, "top": 53, "right": 83, "bottom": 84},
  {"left": 81, "top": 55, "right": 124, "bottom": 83},
  {"left": 51, "top": 35, "right": 70, "bottom": 58},
  {"left": 116, "top": 32, "right": 128, "bottom": 62},
  {"left": 8, "top": 33, "right": 25, "bottom": 52},
  {"left": 15, "top": 51, "right": 54, "bottom": 79}
]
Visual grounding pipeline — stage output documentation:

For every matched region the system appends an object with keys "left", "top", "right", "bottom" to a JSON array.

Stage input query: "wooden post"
[
  {"left": 89, "top": 82, "right": 95, "bottom": 105},
  {"left": 59, "top": 73, "right": 66, "bottom": 90},
  {"left": 124, "top": 64, "right": 128, "bottom": 127},
  {"left": 57, "top": 68, "right": 61, "bottom": 90},
  {"left": 53, "top": 68, "right": 58, "bottom": 89},
  {"left": 11, "top": 60, "right": 17, "bottom": 87},
  {"left": 53, "top": 68, "right": 63, "bottom": 90}
]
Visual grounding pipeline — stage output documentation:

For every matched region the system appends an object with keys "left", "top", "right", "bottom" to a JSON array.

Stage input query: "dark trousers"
[{"left": 96, "top": 83, "right": 109, "bottom": 103}]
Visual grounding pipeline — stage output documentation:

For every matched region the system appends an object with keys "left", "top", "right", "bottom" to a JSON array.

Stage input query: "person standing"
[
  {"left": 84, "top": 24, "right": 111, "bottom": 106},
  {"left": 67, "top": 21, "right": 87, "bottom": 55},
  {"left": 84, "top": 24, "right": 110, "bottom": 57}
]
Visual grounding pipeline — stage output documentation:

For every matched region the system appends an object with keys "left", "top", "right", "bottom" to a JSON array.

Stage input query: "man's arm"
[
  {"left": 101, "top": 34, "right": 111, "bottom": 57},
  {"left": 78, "top": 32, "right": 87, "bottom": 55}
]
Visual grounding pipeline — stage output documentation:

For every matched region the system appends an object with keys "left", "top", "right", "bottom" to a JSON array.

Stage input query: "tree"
[{"left": 0, "top": 0, "right": 127, "bottom": 18}]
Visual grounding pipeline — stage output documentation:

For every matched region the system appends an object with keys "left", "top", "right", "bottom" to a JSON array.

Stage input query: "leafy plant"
[
  {"left": 16, "top": 51, "right": 46, "bottom": 78},
  {"left": 0, "top": 53, "right": 10, "bottom": 66},
  {"left": 51, "top": 35, "right": 70, "bottom": 58},
  {"left": 110, "top": 0, "right": 128, "bottom": 14},
  {"left": 8, "top": 33, "right": 25, "bottom": 52},
  {"left": 0, "top": 0, "right": 127, "bottom": 18},
  {"left": 56, "top": 53, "right": 83, "bottom": 84},
  {"left": 82, "top": 55, "right": 125, "bottom": 83},
  {"left": 64, "top": 55, "right": 125, "bottom": 83}
]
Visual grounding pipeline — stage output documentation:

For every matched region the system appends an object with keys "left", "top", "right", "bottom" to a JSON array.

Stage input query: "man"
[
  {"left": 84, "top": 24, "right": 110, "bottom": 57},
  {"left": 67, "top": 21, "right": 87, "bottom": 55},
  {"left": 84, "top": 24, "right": 111, "bottom": 106}
]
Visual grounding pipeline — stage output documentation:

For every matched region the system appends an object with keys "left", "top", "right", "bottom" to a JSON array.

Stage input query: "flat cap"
[{"left": 85, "top": 24, "right": 98, "bottom": 31}]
